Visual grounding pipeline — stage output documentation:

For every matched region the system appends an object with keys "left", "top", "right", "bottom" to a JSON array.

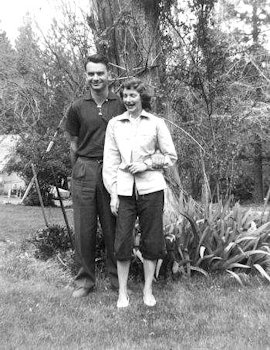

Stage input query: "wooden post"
[
  {"left": 20, "top": 177, "right": 35, "bottom": 204},
  {"left": 53, "top": 179, "right": 73, "bottom": 248},
  {"left": 31, "top": 163, "right": 49, "bottom": 227}
]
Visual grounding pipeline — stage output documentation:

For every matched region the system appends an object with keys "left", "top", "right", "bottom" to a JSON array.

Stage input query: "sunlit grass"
[
  {"left": 1, "top": 243, "right": 270, "bottom": 349},
  {"left": 0, "top": 203, "right": 73, "bottom": 242},
  {"left": 1, "top": 204, "right": 270, "bottom": 349}
]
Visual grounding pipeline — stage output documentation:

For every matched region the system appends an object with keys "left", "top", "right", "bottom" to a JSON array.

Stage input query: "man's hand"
[
  {"left": 69, "top": 136, "right": 78, "bottom": 167},
  {"left": 128, "top": 162, "right": 147, "bottom": 174},
  {"left": 151, "top": 152, "right": 165, "bottom": 169},
  {"left": 110, "top": 195, "right": 119, "bottom": 216}
]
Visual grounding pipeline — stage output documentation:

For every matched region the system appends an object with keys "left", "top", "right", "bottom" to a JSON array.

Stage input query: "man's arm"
[
  {"left": 66, "top": 132, "right": 78, "bottom": 167},
  {"left": 144, "top": 150, "right": 165, "bottom": 170},
  {"left": 70, "top": 136, "right": 79, "bottom": 167},
  {"left": 129, "top": 144, "right": 176, "bottom": 174},
  {"left": 65, "top": 104, "right": 80, "bottom": 167}
]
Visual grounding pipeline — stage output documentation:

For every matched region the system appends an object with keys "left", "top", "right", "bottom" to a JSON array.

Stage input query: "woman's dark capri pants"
[{"left": 115, "top": 189, "right": 166, "bottom": 261}]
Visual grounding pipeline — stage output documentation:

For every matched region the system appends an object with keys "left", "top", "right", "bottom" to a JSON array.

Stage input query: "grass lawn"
[
  {"left": 1, "top": 204, "right": 270, "bottom": 349},
  {"left": 0, "top": 203, "right": 74, "bottom": 242}
]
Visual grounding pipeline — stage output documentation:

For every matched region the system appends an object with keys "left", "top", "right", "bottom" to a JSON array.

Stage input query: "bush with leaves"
[
  {"left": 232, "top": 175, "right": 254, "bottom": 203},
  {"left": 28, "top": 223, "right": 106, "bottom": 275},
  {"left": 169, "top": 196, "right": 270, "bottom": 285},
  {"left": 23, "top": 189, "right": 55, "bottom": 207},
  {"left": 29, "top": 224, "right": 73, "bottom": 260}
]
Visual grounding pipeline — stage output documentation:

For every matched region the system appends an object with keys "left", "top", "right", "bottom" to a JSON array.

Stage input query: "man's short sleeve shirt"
[{"left": 65, "top": 91, "right": 125, "bottom": 159}]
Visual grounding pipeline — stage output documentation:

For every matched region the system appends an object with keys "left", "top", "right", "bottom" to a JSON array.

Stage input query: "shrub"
[
  {"left": 232, "top": 176, "right": 254, "bottom": 202},
  {"left": 28, "top": 198, "right": 270, "bottom": 286},
  {"left": 23, "top": 189, "right": 55, "bottom": 207},
  {"left": 29, "top": 224, "right": 74, "bottom": 260},
  {"left": 28, "top": 223, "right": 106, "bottom": 275},
  {"left": 171, "top": 197, "right": 270, "bottom": 284}
]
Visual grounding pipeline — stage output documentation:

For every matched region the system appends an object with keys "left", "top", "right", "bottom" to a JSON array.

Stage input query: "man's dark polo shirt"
[{"left": 66, "top": 90, "right": 125, "bottom": 159}]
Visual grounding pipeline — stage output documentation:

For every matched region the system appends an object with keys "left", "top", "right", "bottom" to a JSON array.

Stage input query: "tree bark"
[{"left": 88, "top": 0, "right": 161, "bottom": 96}]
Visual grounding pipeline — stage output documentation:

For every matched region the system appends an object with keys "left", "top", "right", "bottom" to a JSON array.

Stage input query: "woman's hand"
[
  {"left": 128, "top": 162, "right": 147, "bottom": 174},
  {"left": 110, "top": 194, "right": 119, "bottom": 216}
]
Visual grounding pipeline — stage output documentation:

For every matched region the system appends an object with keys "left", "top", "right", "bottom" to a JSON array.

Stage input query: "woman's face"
[{"left": 122, "top": 87, "right": 142, "bottom": 116}]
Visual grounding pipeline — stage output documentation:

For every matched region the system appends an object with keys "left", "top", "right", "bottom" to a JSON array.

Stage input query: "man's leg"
[
  {"left": 96, "top": 164, "right": 118, "bottom": 289},
  {"left": 72, "top": 159, "right": 98, "bottom": 295}
]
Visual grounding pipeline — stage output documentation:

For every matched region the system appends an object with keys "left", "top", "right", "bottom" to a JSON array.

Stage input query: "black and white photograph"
[{"left": 1, "top": 0, "right": 270, "bottom": 349}]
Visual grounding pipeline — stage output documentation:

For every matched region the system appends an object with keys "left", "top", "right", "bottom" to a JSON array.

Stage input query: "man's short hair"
[
  {"left": 84, "top": 54, "right": 109, "bottom": 70},
  {"left": 121, "top": 77, "right": 152, "bottom": 111}
]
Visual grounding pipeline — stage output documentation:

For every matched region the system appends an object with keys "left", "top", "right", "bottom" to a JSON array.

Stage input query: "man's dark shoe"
[{"left": 72, "top": 287, "right": 93, "bottom": 298}]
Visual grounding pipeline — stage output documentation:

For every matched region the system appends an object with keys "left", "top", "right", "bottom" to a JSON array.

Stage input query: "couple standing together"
[{"left": 65, "top": 54, "right": 177, "bottom": 308}]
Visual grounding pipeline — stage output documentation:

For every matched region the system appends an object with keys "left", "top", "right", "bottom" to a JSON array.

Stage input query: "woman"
[{"left": 103, "top": 78, "right": 177, "bottom": 308}]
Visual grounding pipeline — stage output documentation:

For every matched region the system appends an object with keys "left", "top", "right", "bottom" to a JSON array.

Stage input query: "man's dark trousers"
[{"left": 72, "top": 157, "right": 118, "bottom": 290}]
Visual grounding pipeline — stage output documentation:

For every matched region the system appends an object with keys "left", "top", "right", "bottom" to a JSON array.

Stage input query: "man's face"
[
  {"left": 85, "top": 62, "right": 109, "bottom": 92},
  {"left": 122, "top": 88, "right": 142, "bottom": 115}
]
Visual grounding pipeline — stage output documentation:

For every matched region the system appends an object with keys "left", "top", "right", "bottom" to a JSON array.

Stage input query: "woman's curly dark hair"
[{"left": 120, "top": 77, "right": 152, "bottom": 111}]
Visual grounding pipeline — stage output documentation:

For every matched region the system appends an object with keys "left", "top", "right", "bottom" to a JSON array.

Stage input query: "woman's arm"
[
  {"left": 103, "top": 120, "right": 122, "bottom": 215},
  {"left": 155, "top": 118, "right": 178, "bottom": 167}
]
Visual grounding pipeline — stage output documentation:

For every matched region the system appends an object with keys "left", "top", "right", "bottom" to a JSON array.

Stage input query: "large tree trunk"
[{"left": 88, "top": 0, "right": 161, "bottom": 97}]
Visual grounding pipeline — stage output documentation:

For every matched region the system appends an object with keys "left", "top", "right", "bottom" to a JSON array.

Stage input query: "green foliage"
[
  {"left": 232, "top": 175, "right": 254, "bottom": 202},
  {"left": 0, "top": 12, "right": 93, "bottom": 203},
  {"left": 29, "top": 224, "right": 73, "bottom": 260},
  {"left": 161, "top": 0, "right": 270, "bottom": 202},
  {"left": 28, "top": 224, "right": 78, "bottom": 276},
  {"left": 23, "top": 189, "right": 55, "bottom": 207},
  {"left": 28, "top": 223, "right": 106, "bottom": 275},
  {"left": 170, "top": 196, "right": 270, "bottom": 284},
  {"left": 1, "top": 0, "right": 269, "bottom": 204},
  {"left": 5, "top": 133, "right": 71, "bottom": 206}
]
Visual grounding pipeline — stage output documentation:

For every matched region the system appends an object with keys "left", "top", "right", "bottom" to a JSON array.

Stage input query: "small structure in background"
[
  {"left": 0, "top": 134, "right": 25, "bottom": 196},
  {"left": 50, "top": 186, "right": 70, "bottom": 200}
]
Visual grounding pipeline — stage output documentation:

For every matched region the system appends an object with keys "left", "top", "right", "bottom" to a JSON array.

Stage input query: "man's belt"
[{"left": 78, "top": 156, "right": 103, "bottom": 164}]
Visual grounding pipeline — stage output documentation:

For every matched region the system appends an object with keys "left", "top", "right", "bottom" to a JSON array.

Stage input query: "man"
[{"left": 65, "top": 54, "right": 125, "bottom": 297}]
